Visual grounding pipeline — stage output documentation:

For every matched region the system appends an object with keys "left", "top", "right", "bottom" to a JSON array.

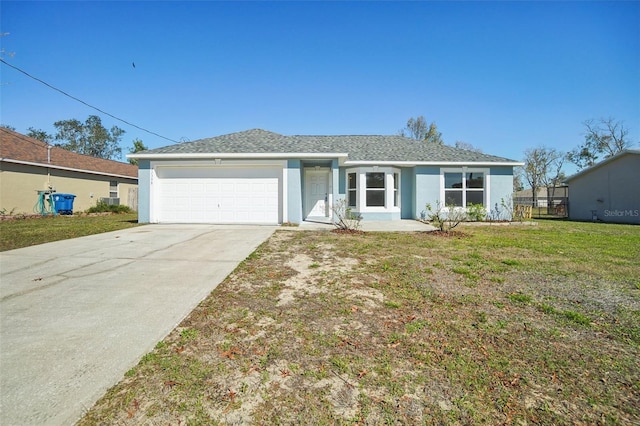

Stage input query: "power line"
[{"left": 0, "top": 58, "right": 180, "bottom": 143}]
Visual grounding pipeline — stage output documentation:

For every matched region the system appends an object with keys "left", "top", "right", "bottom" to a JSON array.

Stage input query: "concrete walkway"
[
  {"left": 0, "top": 225, "right": 276, "bottom": 425},
  {"left": 298, "top": 219, "right": 436, "bottom": 232}
]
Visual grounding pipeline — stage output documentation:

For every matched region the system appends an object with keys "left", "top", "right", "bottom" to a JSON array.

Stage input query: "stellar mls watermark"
[{"left": 603, "top": 209, "right": 639, "bottom": 217}]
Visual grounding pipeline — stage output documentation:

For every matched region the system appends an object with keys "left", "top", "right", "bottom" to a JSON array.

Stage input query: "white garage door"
[{"left": 155, "top": 166, "right": 280, "bottom": 224}]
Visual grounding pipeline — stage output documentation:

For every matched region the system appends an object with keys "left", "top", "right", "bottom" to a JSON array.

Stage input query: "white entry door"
[{"left": 305, "top": 170, "right": 329, "bottom": 218}]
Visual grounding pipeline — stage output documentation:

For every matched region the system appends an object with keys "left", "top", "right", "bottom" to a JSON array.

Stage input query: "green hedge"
[{"left": 86, "top": 201, "right": 133, "bottom": 214}]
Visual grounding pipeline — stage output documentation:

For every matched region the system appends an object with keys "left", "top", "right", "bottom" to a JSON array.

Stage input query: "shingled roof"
[
  {"left": 135, "top": 129, "right": 518, "bottom": 164},
  {"left": 0, "top": 128, "right": 138, "bottom": 179}
]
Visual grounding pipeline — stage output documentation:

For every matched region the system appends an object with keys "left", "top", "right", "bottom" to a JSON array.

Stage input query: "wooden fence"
[{"left": 127, "top": 187, "right": 138, "bottom": 212}]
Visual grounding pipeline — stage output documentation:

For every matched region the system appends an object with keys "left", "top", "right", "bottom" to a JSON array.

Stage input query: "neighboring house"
[
  {"left": 564, "top": 149, "right": 640, "bottom": 224},
  {"left": 514, "top": 186, "right": 568, "bottom": 209},
  {"left": 129, "top": 129, "right": 522, "bottom": 224},
  {"left": 0, "top": 128, "right": 138, "bottom": 214}
]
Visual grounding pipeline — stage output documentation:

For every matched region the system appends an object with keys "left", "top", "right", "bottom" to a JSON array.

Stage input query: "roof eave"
[
  {"left": 129, "top": 153, "right": 522, "bottom": 167},
  {"left": 564, "top": 150, "right": 640, "bottom": 183},
  {"left": 0, "top": 158, "right": 138, "bottom": 180},
  {"left": 128, "top": 152, "right": 350, "bottom": 160},
  {"left": 344, "top": 160, "right": 524, "bottom": 167}
]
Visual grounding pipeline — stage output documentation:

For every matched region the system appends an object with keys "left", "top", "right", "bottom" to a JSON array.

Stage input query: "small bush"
[
  {"left": 467, "top": 203, "right": 487, "bottom": 221},
  {"left": 86, "top": 201, "right": 132, "bottom": 214},
  {"left": 501, "top": 195, "right": 518, "bottom": 222},
  {"left": 425, "top": 201, "right": 466, "bottom": 232},
  {"left": 332, "top": 198, "right": 362, "bottom": 231}
]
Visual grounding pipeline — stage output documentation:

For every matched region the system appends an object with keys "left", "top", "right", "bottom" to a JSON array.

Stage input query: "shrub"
[
  {"left": 425, "top": 201, "right": 466, "bottom": 232},
  {"left": 467, "top": 203, "right": 487, "bottom": 221},
  {"left": 500, "top": 195, "right": 517, "bottom": 221},
  {"left": 86, "top": 201, "right": 132, "bottom": 214},
  {"left": 332, "top": 198, "right": 362, "bottom": 231}
]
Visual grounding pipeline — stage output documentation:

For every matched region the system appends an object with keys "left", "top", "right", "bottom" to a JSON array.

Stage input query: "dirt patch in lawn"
[{"left": 79, "top": 224, "right": 640, "bottom": 425}]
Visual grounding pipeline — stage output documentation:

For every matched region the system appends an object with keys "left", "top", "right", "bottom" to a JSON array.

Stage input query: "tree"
[
  {"left": 53, "top": 115, "right": 124, "bottom": 160},
  {"left": 399, "top": 116, "right": 444, "bottom": 144},
  {"left": 454, "top": 140, "right": 482, "bottom": 152},
  {"left": 522, "top": 147, "right": 565, "bottom": 208},
  {"left": 128, "top": 138, "right": 148, "bottom": 165},
  {"left": 513, "top": 166, "right": 525, "bottom": 192},
  {"left": 0, "top": 124, "right": 16, "bottom": 131},
  {"left": 567, "top": 118, "right": 634, "bottom": 170},
  {"left": 26, "top": 127, "right": 53, "bottom": 144}
]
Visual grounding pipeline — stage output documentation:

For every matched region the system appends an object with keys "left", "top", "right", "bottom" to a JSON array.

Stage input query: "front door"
[{"left": 305, "top": 169, "right": 330, "bottom": 218}]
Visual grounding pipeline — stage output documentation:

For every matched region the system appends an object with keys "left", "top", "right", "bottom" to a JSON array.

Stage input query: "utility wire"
[{"left": 0, "top": 58, "right": 180, "bottom": 143}]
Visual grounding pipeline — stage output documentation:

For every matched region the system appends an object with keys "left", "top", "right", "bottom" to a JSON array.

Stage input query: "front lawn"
[
  {"left": 0, "top": 213, "right": 140, "bottom": 251},
  {"left": 80, "top": 220, "right": 639, "bottom": 424}
]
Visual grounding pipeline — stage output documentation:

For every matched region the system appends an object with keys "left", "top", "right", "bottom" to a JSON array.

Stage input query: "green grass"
[
  {"left": 0, "top": 213, "right": 140, "bottom": 251},
  {"left": 78, "top": 220, "right": 640, "bottom": 425}
]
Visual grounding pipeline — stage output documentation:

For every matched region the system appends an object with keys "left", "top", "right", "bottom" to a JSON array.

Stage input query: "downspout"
[{"left": 47, "top": 144, "right": 52, "bottom": 189}]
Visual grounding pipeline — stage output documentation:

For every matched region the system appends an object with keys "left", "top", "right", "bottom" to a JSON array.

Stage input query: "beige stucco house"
[{"left": 0, "top": 128, "right": 138, "bottom": 215}]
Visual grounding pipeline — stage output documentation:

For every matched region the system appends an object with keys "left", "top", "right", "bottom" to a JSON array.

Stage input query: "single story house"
[
  {"left": 129, "top": 129, "right": 522, "bottom": 224},
  {"left": 513, "top": 186, "right": 568, "bottom": 213},
  {"left": 564, "top": 149, "right": 639, "bottom": 224},
  {"left": 0, "top": 128, "right": 138, "bottom": 214}
]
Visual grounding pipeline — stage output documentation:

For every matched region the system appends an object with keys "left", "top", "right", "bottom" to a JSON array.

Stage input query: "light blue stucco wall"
[
  {"left": 138, "top": 159, "right": 515, "bottom": 224},
  {"left": 414, "top": 166, "right": 441, "bottom": 219},
  {"left": 286, "top": 160, "right": 303, "bottom": 224},
  {"left": 137, "top": 159, "right": 151, "bottom": 223},
  {"left": 489, "top": 166, "right": 515, "bottom": 220}
]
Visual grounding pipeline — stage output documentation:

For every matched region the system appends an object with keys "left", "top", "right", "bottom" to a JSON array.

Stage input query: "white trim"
[
  {"left": 0, "top": 158, "right": 138, "bottom": 180},
  {"left": 128, "top": 154, "right": 522, "bottom": 167},
  {"left": 282, "top": 167, "right": 288, "bottom": 223},
  {"left": 130, "top": 152, "right": 349, "bottom": 160},
  {"left": 150, "top": 159, "right": 287, "bottom": 168},
  {"left": 150, "top": 167, "right": 159, "bottom": 223},
  {"left": 346, "top": 160, "right": 523, "bottom": 167}
]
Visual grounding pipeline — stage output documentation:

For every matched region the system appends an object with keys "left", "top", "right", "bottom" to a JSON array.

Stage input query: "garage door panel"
[{"left": 155, "top": 167, "right": 280, "bottom": 224}]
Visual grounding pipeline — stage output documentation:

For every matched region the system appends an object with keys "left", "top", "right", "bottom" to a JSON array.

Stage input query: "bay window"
[{"left": 346, "top": 168, "right": 400, "bottom": 212}]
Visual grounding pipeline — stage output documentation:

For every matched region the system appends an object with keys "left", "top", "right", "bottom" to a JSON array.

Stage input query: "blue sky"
[{"left": 1, "top": 1, "right": 638, "bottom": 171}]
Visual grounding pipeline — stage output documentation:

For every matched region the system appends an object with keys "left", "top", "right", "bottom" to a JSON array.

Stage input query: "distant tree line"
[{"left": 2, "top": 115, "right": 147, "bottom": 164}]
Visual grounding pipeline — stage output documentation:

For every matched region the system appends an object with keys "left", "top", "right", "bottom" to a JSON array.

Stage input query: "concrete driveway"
[{"left": 0, "top": 224, "right": 276, "bottom": 425}]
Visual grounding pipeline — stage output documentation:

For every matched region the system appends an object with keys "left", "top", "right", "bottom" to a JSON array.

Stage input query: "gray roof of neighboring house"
[
  {"left": 135, "top": 128, "right": 519, "bottom": 164},
  {"left": 564, "top": 149, "right": 640, "bottom": 183}
]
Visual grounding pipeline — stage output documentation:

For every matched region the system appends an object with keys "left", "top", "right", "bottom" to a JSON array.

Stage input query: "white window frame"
[
  {"left": 440, "top": 168, "right": 489, "bottom": 208},
  {"left": 109, "top": 180, "right": 119, "bottom": 198},
  {"left": 347, "top": 172, "right": 357, "bottom": 208},
  {"left": 346, "top": 167, "right": 401, "bottom": 213}
]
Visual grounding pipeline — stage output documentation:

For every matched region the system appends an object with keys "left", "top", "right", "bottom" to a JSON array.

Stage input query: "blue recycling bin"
[{"left": 52, "top": 193, "right": 76, "bottom": 215}]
